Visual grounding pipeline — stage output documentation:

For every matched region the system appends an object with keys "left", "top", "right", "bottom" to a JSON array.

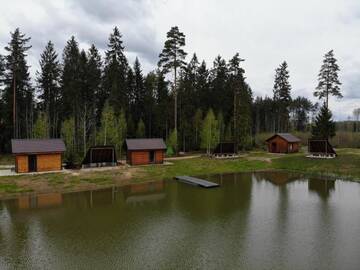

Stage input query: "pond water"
[{"left": 1, "top": 172, "right": 360, "bottom": 269}]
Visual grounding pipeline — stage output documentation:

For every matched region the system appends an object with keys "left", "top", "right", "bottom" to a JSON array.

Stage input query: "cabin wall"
[
  {"left": 37, "top": 154, "right": 62, "bottom": 172},
  {"left": 16, "top": 155, "right": 28, "bottom": 173},
  {"left": 15, "top": 153, "right": 62, "bottom": 173},
  {"left": 128, "top": 150, "right": 165, "bottom": 165}
]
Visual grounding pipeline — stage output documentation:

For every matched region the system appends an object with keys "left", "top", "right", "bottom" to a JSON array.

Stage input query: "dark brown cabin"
[
  {"left": 308, "top": 139, "right": 337, "bottom": 157},
  {"left": 125, "top": 138, "right": 166, "bottom": 165},
  {"left": 11, "top": 139, "right": 66, "bottom": 173},
  {"left": 265, "top": 133, "right": 301, "bottom": 153}
]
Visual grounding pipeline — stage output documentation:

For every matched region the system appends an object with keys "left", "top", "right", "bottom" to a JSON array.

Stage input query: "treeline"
[{"left": 0, "top": 26, "right": 354, "bottom": 160}]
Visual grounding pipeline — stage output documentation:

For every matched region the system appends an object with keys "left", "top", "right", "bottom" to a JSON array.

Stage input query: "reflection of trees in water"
[
  {"left": 253, "top": 171, "right": 301, "bottom": 186},
  {"left": 308, "top": 178, "right": 335, "bottom": 200}
]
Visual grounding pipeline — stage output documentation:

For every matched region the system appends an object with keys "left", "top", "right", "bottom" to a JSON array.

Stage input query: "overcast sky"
[{"left": 1, "top": 0, "right": 359, "bottom": 120}]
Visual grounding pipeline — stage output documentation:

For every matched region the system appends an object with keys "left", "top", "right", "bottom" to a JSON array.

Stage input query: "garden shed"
[
  {"left": 125, "top": 138, "right": 166, "bottom": 165},
  {"left": 11, "top": 139, "right": 66, "bottom": 173},
  {"left": 266, "top": 133, "right": 301, "bottom": 153},
  {"left": 82, "top": 146, "right": 117, "bottom": 168},
  {"left": 308, "top": 139, "right": 337, "bottom": 158}
]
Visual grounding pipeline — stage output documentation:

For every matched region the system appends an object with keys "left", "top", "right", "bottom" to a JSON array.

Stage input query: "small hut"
[
  {"left": 11, "top": 139, "right": 66, "bottom": 173},
  {"left": 82, "top": 146, "right": 117, "bottom": 168},
  {"left": 307, "top": 139, "right": 336, "bottom": 158},
  {"left": 266, "top": 133, "right": 301, "bottom": 153},
  {"left": 212, "top": 142, "right": 237, "bottom": 158},
  {"left": 125, "top": 138, "right": 166, "bottom": 165}
]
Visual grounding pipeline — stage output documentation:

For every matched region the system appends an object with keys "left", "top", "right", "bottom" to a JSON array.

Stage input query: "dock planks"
[{"left": 175, "top": 176, "right": 220, "bottom": 188}]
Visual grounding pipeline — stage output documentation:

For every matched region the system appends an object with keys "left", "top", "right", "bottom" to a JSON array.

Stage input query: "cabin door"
[
  {"left": 271, "top": 142, "right": 277, "bottom": 153},
  {"left": 149, "top": 151, "right": 155, "bottom": 163},
  {"left": 28, "top": 155, "right": 37, "bottom": 172}
]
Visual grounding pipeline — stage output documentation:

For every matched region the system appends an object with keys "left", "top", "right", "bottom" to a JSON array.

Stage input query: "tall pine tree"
[
  {"left": 3, "top": 28, "right": 33, "bottom": 142},
  {"left": 314, "top": 50, "right": 342, "bottom": 108},
  {"left": 158, "top": 26, "right": 187, "bottom": 148}
]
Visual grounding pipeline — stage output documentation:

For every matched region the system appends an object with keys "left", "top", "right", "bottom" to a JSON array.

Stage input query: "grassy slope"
[{"left": 0, "top": 148, "right": 359, "bottom": 197}]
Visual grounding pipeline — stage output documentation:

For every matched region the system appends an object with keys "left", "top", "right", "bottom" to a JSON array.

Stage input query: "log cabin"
[
  {"left": 125, "top": 138, "right": 166, "bottom": 165},
  {"left": 11, "top": 139, "right": 66, "bottom": 173},
  {"left": 265, "top": 133, "right": 301, "bottom": 153}
]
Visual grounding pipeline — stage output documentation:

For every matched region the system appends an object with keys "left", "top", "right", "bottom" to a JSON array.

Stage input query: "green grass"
[
  {"left": 139, "top": 157, "right": 271, "bottom": 181},
  {"left": 272, "top": 149, "right": 360, "bottom": 180},
  {"left": 0, "top": 148, "right": 359, "bottom": 197}
]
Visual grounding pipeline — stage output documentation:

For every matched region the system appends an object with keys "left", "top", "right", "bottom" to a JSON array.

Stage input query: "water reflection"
[
  {"left": 1, "top": 173, "right": 360, "bottom": 270},
  {"left": 308, "top": 178, "right": 336, "bottom": 200}
]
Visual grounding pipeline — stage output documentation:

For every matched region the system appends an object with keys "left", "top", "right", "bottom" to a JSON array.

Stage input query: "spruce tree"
[
  {"left": 36, "top": 41, "right": 61, "bottom": 138},
  {"left": 210, "top": 56, "right": 228, "bottom": 115},
  {"left": 311, "top": 104, "right": 336, "bottom": 139},
  {"left": 158, "top": 26, "right": 187, "bottom": 144},
  {"left": 143, "top": 71, "right": 156, "bottom": 137},
  {"left": 3, "top": 28, "right": 33, "bottom": 141},
  {"left": 314, "top": 50, "right": 342, "bottom": 108},
  {"left": 154, "top": 70, "right": 170, "bottom": 139},
  {"left": 273, "top": 61, "right": 292, "bottom": 132},
  {"left": 133, "top": 57, "right": 146, "bottom": 123},
  {"left": 61, "top": 36, "right": 81, "bottom": 152},
  {"left": 86, "top": 44, "right": 102, "bottom": 132},
  {"left": 103, "top": 27, "right": 128, "bottom": 114}
]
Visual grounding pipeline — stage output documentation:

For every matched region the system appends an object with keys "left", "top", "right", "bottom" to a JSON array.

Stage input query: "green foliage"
[
  {"left": 167, "top": 129, "right": 178, "bottom": 155},
  {"left": 312, "top": 104, "right": 336, "bottom": 139},
  {"left": 117, "top": 110, "right": 127, "bottom": 157},
  {"left": 136, "top": 118, "right": 145, "bottom": 138},
  {"left": 200, "top": 109, "right": 219, "bottom": 154},
  {"left": 33, "top": 112, "right": 49, "bottom": 138},
  {"left": 98, "top": 102, "right": 118, "bottom": 146},
  {"left": 61, "top": 117, "right": 79, "bottom": 163}
]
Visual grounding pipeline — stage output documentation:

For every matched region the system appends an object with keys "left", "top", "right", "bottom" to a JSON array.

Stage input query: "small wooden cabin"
[
  {"left": 82, "top": 146, "right": 117, "bottom": 168},
  {"left": 125, "top": 138, "right": 166, "bottom": 166},
  {"left": 266, "top": 133, "right": 301, "bottom": 153},
  {"left": 11, "top": 139, "right": 66, "bottom": 173}
]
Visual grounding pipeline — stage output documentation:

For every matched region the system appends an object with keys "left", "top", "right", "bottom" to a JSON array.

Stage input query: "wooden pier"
[{"left": 174, "top": 176, "right": 220, "bottom": 188}]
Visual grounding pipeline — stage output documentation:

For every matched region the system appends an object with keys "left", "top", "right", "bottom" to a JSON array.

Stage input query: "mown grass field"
[{"left": 0, "top": 148, "right": 359, "bottom": 198}]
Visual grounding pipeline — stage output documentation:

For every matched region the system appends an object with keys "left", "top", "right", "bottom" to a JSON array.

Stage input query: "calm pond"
[{"left": 1, "top": 172, "right": 360, "bottom": 269}]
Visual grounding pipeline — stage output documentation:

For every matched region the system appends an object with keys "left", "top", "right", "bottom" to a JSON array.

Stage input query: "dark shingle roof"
[
  {"left": 125, "top": 138, "right": 166, "bottom": 151},
  {"left": 266, "top": 133, "right": 301, "bottom": 143},
  {"left": 11, "top": 139, "right": 66, "bottom": 154}
]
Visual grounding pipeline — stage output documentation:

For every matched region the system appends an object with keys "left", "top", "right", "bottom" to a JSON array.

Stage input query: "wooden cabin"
[
  {"left": 11, "top": 139, "right": 66, "bottom": 173},
  {"left": 125, "top": 138, "right": 166, "bottom": 166},
  {"left": 265, "top": 133, "right": 301, "bottom": 153},
  {"left": 82, "top": 146, "right": 117, "bottom": 168}
]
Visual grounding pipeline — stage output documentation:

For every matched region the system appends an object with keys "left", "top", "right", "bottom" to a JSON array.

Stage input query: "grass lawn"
[{"left": 0, "top": 148, "right": 359, "bottom": 198}]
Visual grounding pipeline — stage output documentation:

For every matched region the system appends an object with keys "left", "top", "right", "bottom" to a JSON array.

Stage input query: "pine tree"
[
  {"left": 273, "top": 61, "right": 291, "bottom": 132},
  {"left": 2, "top": 28, "right": 33, "bottom": 142},
  {"left": 36, "top": 41, "right": 61, "bottom": 138},
  {"left": 153, "top": 70, "right": 170, "bottom": 139},
  {"left": 314, "top": 50, "right": 342, "bottom": 108},
  {"left": 103, "top": 27, "right": 128, "bottom": 114},
  {"left": 200, "top": 109, "right": 219, "bottom": 155},
  {"left": 158, "top": 26, "right": 187, "bottom": 145},
  {"left": 312, "top": 104, "right": 336, "bottom": 139}
]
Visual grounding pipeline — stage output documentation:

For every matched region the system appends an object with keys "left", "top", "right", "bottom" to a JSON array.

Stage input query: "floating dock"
[{"left": 175, "top": 176, "right": 220, "bottom": 188}]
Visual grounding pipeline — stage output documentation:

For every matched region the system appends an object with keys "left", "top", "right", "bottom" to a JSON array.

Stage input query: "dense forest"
[{"left": 0, "top": 26, "right": 358, "bottom": 161}]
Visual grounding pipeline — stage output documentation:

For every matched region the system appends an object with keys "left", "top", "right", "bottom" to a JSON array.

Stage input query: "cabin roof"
[
  {"left": 125, "top": 138, "right": 166, "bottom": 151},
  {"left": 266, "top": 133, "right": 301, "bottom": 143},
  {"left": 11, "top": 139, "right": 66, "bottom": 154}
]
